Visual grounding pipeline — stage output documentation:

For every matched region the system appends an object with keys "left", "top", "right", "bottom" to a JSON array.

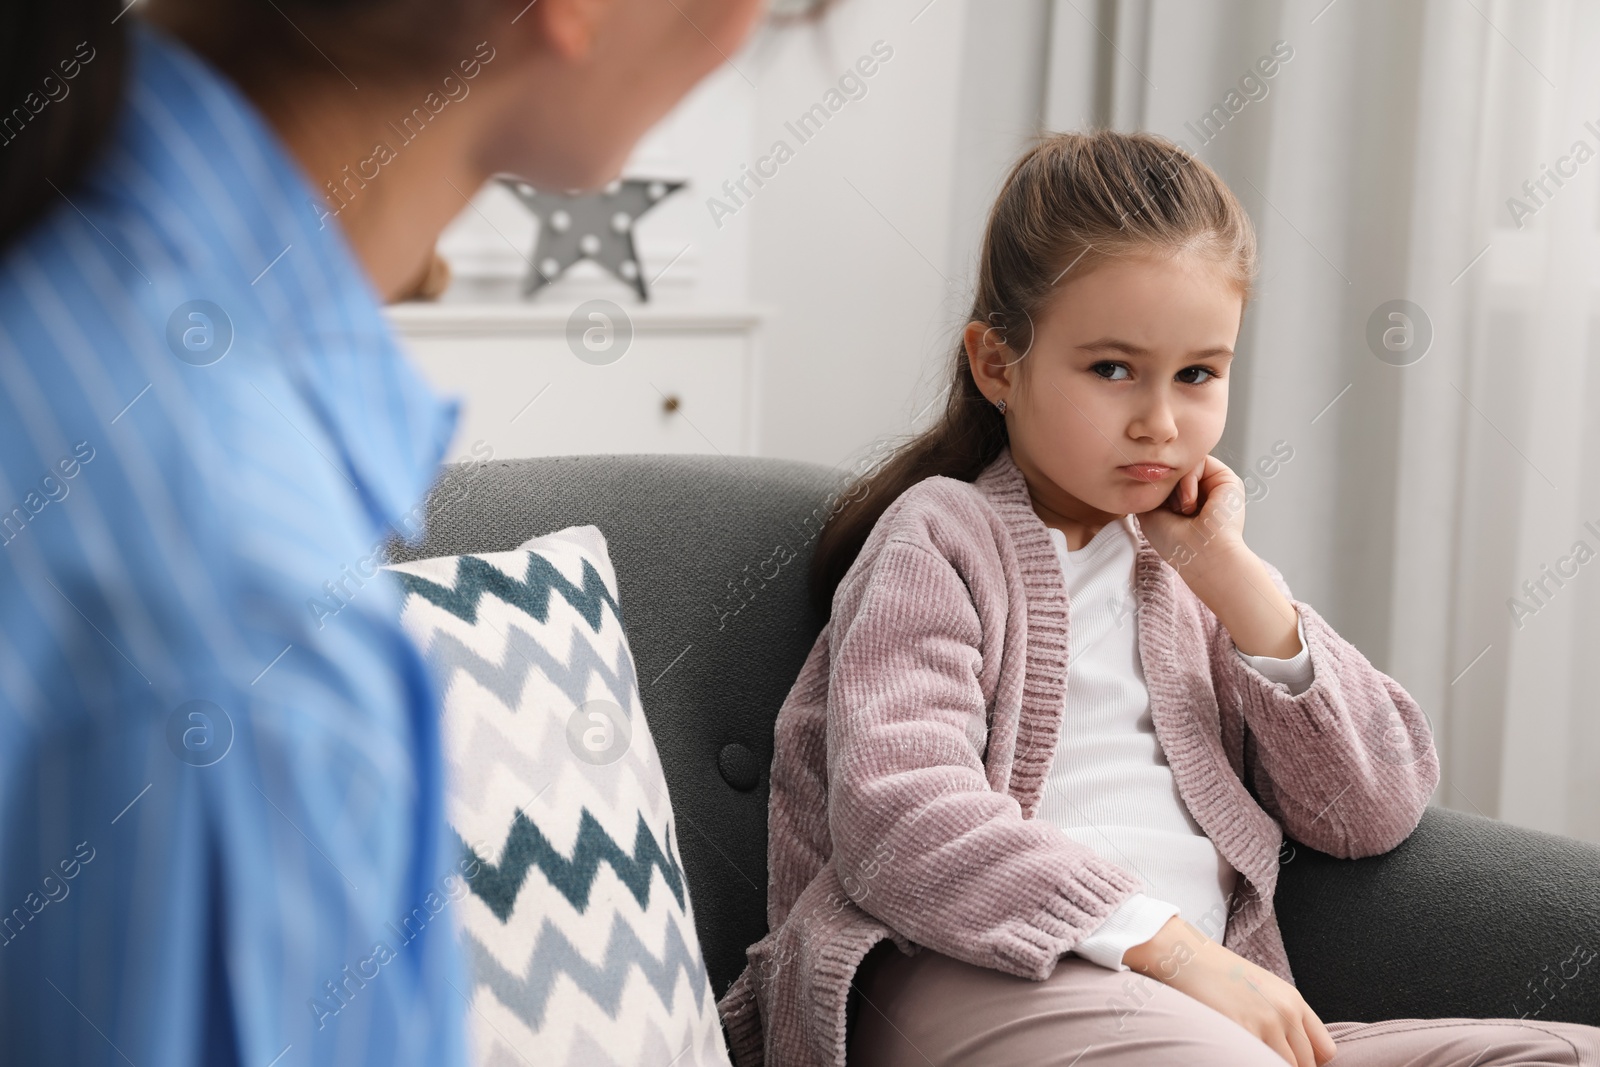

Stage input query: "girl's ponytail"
[
  {"left": 809, "top": 128, "right": 1258, "bottom": 618},
  {"left": 0, "top": 2, "right": 129, "bottom": 250}
]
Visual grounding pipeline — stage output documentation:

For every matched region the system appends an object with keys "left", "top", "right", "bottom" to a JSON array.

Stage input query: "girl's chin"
[
  {"left": 1112, "top": 480, "right": 1174, "bottom": 507},
  {"left": 1066, "top": 480, "right": 1173, "bottom": 519},
  {"left": 1080, "top": 495, "right": 1152, "bottom": 519}
]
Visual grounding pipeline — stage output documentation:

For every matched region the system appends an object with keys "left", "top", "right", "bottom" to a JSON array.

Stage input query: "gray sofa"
[{"left": 390, "top": 453, "right": 1600, "bottom": 1034}]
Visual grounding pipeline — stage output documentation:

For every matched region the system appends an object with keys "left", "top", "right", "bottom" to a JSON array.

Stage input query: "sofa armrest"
[{"left": 1274, "top": 805, "right": 1600, "bottom": 1026}]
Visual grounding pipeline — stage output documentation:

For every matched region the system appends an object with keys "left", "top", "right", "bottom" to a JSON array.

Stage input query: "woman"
[{"left": 0, "top": 1, "right": 762, "bottom": 1064}]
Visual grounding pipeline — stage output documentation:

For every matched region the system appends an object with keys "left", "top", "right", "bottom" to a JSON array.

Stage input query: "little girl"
[{"left": 715, "top": 130, "right": 1599, "bottom": 1067}]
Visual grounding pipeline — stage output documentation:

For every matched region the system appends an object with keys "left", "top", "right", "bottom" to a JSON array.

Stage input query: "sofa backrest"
[{"left": 387, "top": 453, "right": 849, "bottom": 1001}]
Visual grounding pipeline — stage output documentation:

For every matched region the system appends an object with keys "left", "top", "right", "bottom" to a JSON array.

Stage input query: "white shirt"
[{"left": 1037, "top": 515, "right": 1313, "bottom": 971}]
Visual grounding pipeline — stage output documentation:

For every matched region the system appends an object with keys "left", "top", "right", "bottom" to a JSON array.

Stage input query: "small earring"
[{"left": 995, "top": 398, "right": 1007, "bottom": 413}]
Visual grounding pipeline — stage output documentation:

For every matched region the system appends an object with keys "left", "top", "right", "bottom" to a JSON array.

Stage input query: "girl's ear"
[{"left": 964, "top": 319, "right": 1015, "bottom": 405}]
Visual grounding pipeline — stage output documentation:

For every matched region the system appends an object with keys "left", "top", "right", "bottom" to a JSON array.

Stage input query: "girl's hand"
[
  {"left": 1136, "top": 454, "right": 1302, "bottom": 658},
  {"left": 1135, "top": 454, "right": 1248, "bottom": 572},
  {"left": 1123, "top": 916, "right": 1337, "bottom": 1067}
]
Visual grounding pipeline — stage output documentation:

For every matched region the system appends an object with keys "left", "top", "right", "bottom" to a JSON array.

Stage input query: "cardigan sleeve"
[
  {"left": 1233, "top": 609, "right": 1314, "bottom": 695},
  {"left": 1207, "top": 557, "right": 1440, "bottom": 859},
  {"left": 825, "top": 537, "right": 1146, "bottom": 982}
]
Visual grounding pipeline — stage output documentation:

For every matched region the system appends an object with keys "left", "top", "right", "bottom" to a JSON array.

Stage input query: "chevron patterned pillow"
[{"left": 384, "top": 525, "right": 732, "bottom": 1067}]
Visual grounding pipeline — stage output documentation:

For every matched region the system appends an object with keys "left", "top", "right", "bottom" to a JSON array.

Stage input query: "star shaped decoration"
[{"left": 498, "top": 175, "right": 686, "bottom": 301}]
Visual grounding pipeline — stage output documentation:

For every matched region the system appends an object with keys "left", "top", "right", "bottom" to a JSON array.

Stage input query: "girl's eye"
[
  {"left": 1089, "top": 361, "right": 1222, "bottom": 384},
  {"left": 1177, "top": 366, "right": 1221, "bottom": 385}
]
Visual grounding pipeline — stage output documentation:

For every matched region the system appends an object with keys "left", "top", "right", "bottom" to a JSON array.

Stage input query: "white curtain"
[{"left": 1044, "top": 0, "right": 1600, "bottom": 844}]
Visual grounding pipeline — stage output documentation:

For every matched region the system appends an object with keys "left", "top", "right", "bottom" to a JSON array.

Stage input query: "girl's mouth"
[{"left": 1118, "top": 463, "right": 1173, "bottom": 483}]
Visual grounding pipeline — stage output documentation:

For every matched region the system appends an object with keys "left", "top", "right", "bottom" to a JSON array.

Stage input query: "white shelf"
[
  {"left": 385, "top": 302, "right": 767, "bottom": 336},
  {"left": 386, "top": 302, "right": 768, "bottom": 461}
]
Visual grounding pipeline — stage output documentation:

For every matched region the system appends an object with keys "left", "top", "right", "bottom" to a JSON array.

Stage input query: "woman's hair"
[
  {"left": 0, "top": 0, "right": 495, "bottom": 251},
  {"left": 808, "top": 128, "right": 1258, "bottom": 617},
  {"left": 0, "top": 1, "right": 129, "bottom": 250}
]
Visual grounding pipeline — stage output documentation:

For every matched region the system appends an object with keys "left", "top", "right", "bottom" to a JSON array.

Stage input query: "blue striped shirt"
[{"left": 0, "top": 18, "right": 467, "bottom": 1067}]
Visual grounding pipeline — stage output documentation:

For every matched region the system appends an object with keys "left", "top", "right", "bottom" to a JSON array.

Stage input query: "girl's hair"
[
  {"left": 0, "top": 0, "right": 495, "bottom": 251},
  {"left": 808, "top": 128, "right": 1258, "bottom": 617}
]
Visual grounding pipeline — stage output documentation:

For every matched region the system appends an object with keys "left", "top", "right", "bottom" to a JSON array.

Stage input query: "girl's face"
[{"left": 966, "top": 249, "right": 1242, "bottom": 531}]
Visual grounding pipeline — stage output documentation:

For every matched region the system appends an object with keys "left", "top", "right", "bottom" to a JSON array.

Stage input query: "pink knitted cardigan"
[{"left": 715, "top": 444, "right": 1439, "bottom": 1067}]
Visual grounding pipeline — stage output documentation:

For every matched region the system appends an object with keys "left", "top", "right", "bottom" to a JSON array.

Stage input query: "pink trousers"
[{"left": 847, "top": 940, "right": 1600, "bottom": 1066}]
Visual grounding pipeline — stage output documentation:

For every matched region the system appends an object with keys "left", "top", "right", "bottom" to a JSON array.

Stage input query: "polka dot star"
[{"left": 498, "top": 176, "right": 686, "bottom": 301}]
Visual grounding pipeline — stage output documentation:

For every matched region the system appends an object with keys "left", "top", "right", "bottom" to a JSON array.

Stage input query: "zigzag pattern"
[
  {"left": 459, "top": 806, "right": 686, "bottom": 922},
  {"left": 442, "top": 697, "right": 666, "bottom": 819},
  {"left": 426, "top": 617, "right": 639, "bottom": 726},
  {"left": 477, "top": 999, "right": 724, "bottom": 1067},
  {"left": 461, "top": 909, "right": 712, "bottom": 1031},
  {"left": 394, "top": 553, "right": 623, "bottom": 631},
  {"left": 441, "top": 705, "right": 674, "bottom": 862}
]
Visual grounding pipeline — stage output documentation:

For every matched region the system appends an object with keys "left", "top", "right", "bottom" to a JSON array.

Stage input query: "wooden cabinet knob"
[{"left": 662, "top": 394, "right": 681, "bottom": 414}]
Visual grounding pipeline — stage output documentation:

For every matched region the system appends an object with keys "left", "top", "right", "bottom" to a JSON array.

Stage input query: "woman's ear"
[{"left": 964, "top": 319, "right": 1015, "bottom": 406}]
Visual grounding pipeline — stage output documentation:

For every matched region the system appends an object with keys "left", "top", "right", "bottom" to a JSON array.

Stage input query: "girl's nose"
[{"left": 1129, "top": 391, "right": 1180, "bottom": 442}]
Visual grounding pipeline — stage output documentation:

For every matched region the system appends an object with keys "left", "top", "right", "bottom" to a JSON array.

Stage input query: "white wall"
[{"left": 740, "top": 0, "right": 1052, "bottom": 468}]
